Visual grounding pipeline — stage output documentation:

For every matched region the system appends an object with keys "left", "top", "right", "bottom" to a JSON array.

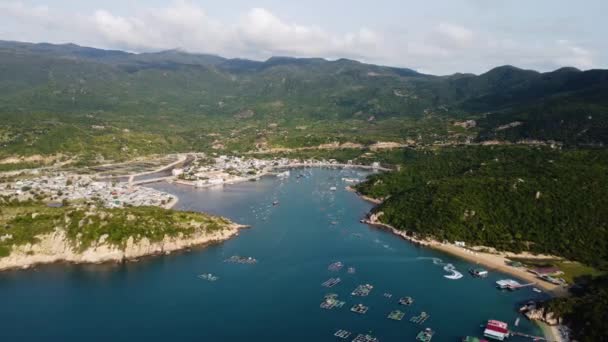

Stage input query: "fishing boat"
[
  {"left": 328, "top": 261, "right": 344, "bottom": 271},
  {"left": 198, "top": 273, "right": 219, "bottom": 281},
  {"left": 399, "top": 296, "right": 414, "bottom": 305},
  {"left": 416, "top": 328, "right": 435, "bottom": 342},
  {"left": 329, "top": 186, "right": 337, "bottom": 191},
  {"left": 469, "top": 267, "right": 489, "bottom": 278},
  {"left": 224, "top": 255, "right": 258, "bottom": 264},
  {"left": 272, "top": 200, "right": 279, "bottom": 206}
]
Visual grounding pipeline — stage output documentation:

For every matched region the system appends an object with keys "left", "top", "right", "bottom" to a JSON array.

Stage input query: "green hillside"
[
  {"left": 355, "top": 146, "right": 608, "bottom": 268},
  {"left": 1, "top": 40, "right": 607, "bottom": 163}
]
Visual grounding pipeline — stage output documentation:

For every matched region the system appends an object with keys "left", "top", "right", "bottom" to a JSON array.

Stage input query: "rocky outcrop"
[
  {"left": 0, "top": 224, "right": 245, "bottom": 271},
  {"left": 520, "top": 303, "right": 562, "bottom": 326}
]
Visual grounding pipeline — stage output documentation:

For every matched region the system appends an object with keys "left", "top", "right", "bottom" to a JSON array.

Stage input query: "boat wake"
[{"left": 417, "top": 257, "right": 463, "bottom": 280}]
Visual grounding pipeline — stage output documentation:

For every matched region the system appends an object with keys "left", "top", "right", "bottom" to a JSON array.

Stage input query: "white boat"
[
  {"left": 198, "top": 273, "right": 219, "bottom": 281},
  {"left": 444, "top": 272, "right": 463, "bottom": 280},
  {"left": 330, "top": 186, "right": 337, "bottom": 191}
]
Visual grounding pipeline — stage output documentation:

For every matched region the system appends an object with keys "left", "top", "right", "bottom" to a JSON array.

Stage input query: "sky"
[{"left": 0, "top": 0, "right": 606, "bottom": 75}]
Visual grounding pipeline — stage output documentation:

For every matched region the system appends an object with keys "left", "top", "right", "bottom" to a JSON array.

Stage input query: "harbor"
[{"left": 0, "top": 168, "right": 549, "bottom": 341}]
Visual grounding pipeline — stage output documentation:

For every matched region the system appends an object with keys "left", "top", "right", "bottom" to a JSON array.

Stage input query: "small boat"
[
  {"left": 469, "top": 268, "right": 489, "bottom": 278},
  {"left": 532, "top": 288, "right": 542, "bottom": 293},
  {"left": 399, "top": 296, "right": 414, "bottom": 305},
  {"left": 198, "top": 273, "right": 219, "bottom": 281},
  {"left": 416, "top": 328, "right": 435, "bottom": 342},
  {"left": 328, "top": 261, "right": 344, "bottom": 271},
  {"left": 272, "top": 200, "right": 279, "bottom": 206},
  {"left": 330, "top": 186, "right": 337, "bottom": 191}
]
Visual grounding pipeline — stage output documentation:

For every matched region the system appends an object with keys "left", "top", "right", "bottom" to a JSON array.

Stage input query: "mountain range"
[{"left": 1, "top": 40, "right": 607, "bottom": 161}]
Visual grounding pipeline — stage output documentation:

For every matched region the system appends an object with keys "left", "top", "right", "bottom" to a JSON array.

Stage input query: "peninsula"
[{"left": 0, "top": 201, "right": 245, "bottom": 271}]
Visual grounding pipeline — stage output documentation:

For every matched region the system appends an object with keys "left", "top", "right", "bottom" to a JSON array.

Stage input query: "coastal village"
[
  {"left": 0, "top": 153, "right": 385, "bottom": 210},
  {"left": 0, "top": 174, "right": 176, "bottom": 208}
]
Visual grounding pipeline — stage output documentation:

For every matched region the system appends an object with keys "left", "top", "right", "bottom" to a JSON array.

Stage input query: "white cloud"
[
  {"left": 435, "top": 23, "right": 474, "bottom": 49},
  {"left": 555, "top": 40, "right": 594, "bottom": 69},
  {"left": 0, "top": 0, "right": 600, "bottom": 74}
]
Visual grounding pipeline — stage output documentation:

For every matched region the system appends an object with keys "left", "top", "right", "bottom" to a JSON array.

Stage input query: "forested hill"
[
  {"left": 355, "top": 146, "right": 608, "bottom": 268},
  {"left": 1, "top": 40, "right": 608, "bottom": 161}
]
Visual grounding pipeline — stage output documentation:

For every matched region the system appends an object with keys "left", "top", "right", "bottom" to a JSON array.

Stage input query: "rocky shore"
[{"left": 0, "top": 223, "right": 247, "bottom": 271}]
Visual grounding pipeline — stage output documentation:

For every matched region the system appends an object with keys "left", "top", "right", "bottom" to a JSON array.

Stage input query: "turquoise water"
[{"left": 0, "top": 168, "right": 546, "bottom": 341}]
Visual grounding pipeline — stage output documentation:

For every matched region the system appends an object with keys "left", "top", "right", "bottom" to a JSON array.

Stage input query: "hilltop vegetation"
[
  {"left": 355, "top": 146, "right": 608, "bottom": 268},
  {"left": 0, "top": 199, "right": 230, "bottom": 257},
  {"left": 1, "top": 41, "right": 607, "bottom": 164}
]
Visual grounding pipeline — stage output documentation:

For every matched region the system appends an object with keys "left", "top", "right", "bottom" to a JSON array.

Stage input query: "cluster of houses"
[
  {"left": 1, "top": 174, "right": 175, "bottom": 208},
  {"left": 174, "top": 155, "right": 374, "bottom": 188},
  {"left": 175, "top": 155, "right": 287, "bottom": 187}
]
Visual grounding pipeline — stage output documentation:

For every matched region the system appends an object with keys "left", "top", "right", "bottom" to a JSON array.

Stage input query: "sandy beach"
[
  {"left": 538, "top": 322, "right": 565, "bottom": 342},
  {"left": 362, "top": 215, "right": 569, "bottom": 297}
]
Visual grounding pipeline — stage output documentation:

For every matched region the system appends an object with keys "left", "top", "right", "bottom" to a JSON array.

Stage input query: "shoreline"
[
  {"left": 537, "top": 322, "right": 565, "bottom": 342},
  {"left": 360, "top": 214, "right": 569, "bottom": 297},
  {"left": 163, "top": 195, "right": 179, "bottom": 209},
  {"left": 361, "top": 215, "right": 569, "bottom": 341},
  {"left": 171, "top": 163, "right": 390, "bottom": 190},
  {"left": 0, "top": 223, "right": 248, "bottom": 272}
]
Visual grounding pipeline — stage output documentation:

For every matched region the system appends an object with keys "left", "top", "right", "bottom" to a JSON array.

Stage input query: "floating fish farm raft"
[
  {"left": 320, "top": 294, "right": 345, "bottom": 310},
  {"left": 333, "top": 330, "right": 352, "bottom": 339},
  {"left": 224, "top": 256, "right": 257, "bottom": 264},
  {"left": 350, "top": 303, "right": 369, "bottom": 314},
  {"left": 352, "top": 333, "right": 379, "bottom": 342},
  {"left": 387, "top": 310, "right": 405, "bottom": 321},
  {"left": 322, "top": 277, "right": 341, "bottom": 288},
  {"left": 351, "top": 284, "right": 374, "bottom": 296},
  {"left": 399, "top": 296, "right": 414, "bottom": 306},
  {"left": 411, "top": 311, "right": 430, "bottom": 324},
  {"left": 383, "top": 293, "right": 392, "bottom": 298},
  {"left": 328, "top": 261, "right": 344, "bottom": 271},
  {"left": 416, "top": 328, "right": 435, "bottom": 342}
]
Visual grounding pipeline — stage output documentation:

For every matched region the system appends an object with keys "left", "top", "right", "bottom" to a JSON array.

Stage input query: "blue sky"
[{"left": 1, "top": 0, "right": 606, "bottom": 74}]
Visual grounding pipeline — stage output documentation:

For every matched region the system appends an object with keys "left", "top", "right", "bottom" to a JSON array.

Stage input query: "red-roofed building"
[{"left": 483, "top": 320, "right": 509, "bottom": 341}]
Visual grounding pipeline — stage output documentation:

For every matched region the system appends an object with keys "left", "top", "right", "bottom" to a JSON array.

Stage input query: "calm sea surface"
[{"left": 0, "top": 168, "right": 547, "bottom": 341}]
